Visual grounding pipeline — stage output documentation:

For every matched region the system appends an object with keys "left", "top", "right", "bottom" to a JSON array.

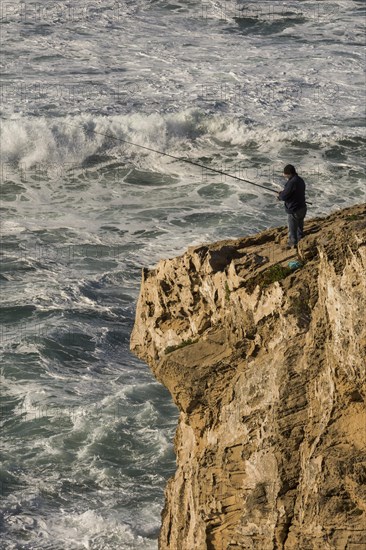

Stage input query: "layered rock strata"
[{"left": 130, "top": 203, "right": 366, "bottom": 550}]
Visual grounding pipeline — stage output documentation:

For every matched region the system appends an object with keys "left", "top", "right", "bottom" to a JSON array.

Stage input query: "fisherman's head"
[{"left": 283, "top": 164, "right": 297, "bottom": 179}]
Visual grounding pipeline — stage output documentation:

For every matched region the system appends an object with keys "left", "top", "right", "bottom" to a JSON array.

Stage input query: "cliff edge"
[{"left": 130, "top": 203, "right": 366, "bottom": 550}]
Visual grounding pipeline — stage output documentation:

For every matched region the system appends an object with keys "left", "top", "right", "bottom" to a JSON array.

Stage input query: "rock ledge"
[{"left": 131, "top": 204, "right": 366, "bottom": 550}]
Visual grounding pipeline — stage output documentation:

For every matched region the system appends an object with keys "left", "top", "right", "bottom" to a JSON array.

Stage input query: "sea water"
[{"left": 0, "top": 1, "right": 365, "bottom": 548}]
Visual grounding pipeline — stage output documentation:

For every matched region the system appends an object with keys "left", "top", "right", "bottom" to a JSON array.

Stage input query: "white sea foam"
[
  {"left": 1, "top": 111, "right": 364, "bottom": 171},
  {"left": 5, "top": 508, "right": 158, "bottom": 550}
]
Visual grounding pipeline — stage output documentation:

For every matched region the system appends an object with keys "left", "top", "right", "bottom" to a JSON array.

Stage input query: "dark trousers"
[{"left": 287, "top": 206, "right": 307, "bottom": 246}]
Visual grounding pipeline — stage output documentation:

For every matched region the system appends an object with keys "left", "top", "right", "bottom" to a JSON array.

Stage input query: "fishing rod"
[
  {"left": 68, "top": 123, "right": 275, "bottom": 193},
  {"left": 66, "top": 122, "right": 312, "bottom": 203}
]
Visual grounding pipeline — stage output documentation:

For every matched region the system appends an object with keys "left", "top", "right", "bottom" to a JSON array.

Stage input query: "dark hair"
[{"left": 283, "top": 164, "right": 297, "bottom": 176}]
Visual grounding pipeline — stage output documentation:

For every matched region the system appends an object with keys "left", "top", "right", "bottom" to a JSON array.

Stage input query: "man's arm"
[{"left": 278, "top": 178, "right": 295, "bottom": 201}]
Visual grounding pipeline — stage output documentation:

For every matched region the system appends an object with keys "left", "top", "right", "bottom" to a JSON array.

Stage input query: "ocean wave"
[{"left": 1, "top": 110, "right": 365, "bottom": 171}]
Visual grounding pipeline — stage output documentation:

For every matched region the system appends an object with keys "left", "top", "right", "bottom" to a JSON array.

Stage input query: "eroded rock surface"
[{"left": 131, "top": 204, "right": 366, "bottom": 550}]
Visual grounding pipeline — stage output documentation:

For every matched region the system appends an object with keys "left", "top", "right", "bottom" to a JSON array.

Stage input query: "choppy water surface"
[{"left": 1, "top": 1, "right": 365, "bottom": 548}]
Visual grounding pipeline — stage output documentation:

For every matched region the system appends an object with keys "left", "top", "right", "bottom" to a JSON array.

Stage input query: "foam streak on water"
[{"left": 0, "top": 1, "right": 365, "bottom": 548}]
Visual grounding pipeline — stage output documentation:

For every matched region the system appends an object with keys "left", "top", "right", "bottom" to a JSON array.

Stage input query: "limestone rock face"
[{"left": 130, "top": 204, "right": 366, "bottom": 550}]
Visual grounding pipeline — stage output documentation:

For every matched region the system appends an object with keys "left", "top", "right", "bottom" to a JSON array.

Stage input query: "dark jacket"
[{"left": 279, "top": 174, "right": 306, "bottom": 213}]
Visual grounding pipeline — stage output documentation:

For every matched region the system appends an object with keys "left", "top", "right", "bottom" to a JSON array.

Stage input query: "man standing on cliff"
[{"left": 278, "top": 164, "right": 307, "bottom": 249}]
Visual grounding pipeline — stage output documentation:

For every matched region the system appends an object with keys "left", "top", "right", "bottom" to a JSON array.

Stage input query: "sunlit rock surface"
[{"left": 131, "top": 203, "right": 366, "bottom": 550}]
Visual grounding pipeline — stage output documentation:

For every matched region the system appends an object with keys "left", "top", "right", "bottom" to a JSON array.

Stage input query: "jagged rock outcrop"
[{"left": 130, "top": 203, "right": 366, "bottom": 550}]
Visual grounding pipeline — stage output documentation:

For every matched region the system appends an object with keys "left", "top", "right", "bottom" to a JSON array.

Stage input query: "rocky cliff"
[{"left": 130, "top": 203, "right": 366, "bottom": 550}]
